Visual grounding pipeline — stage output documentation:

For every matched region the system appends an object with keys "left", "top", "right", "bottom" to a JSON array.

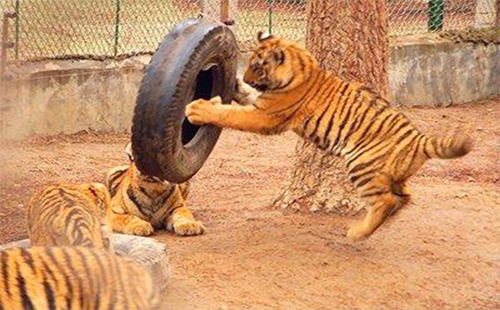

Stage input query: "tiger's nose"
[
  {"left": 243, "top": 70, "right": 251, "bottom": 84},
  {"left": 243, "top": 69, "right": 255, "bottom": 85}
]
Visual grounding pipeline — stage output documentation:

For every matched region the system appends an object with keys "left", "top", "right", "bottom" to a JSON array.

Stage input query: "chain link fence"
[
  {"left": 0, "top": 0, "right": 498, "bottom": 63},
  {"left": 389, "top": 0, "right": 498, "bottom": 35},
  {"left": 0, "top": 0, "right": 200, "bottom": 61}
]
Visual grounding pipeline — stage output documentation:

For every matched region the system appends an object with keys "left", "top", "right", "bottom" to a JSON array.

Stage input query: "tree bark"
[{"left": 273, "top": 0, "right": 389, "bottom": 215}]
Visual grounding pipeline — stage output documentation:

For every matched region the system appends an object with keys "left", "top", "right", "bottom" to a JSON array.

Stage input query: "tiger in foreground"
[
  {"left": 0, "top": 246, "right": 160, "bottom": 310},
  {"left": 106, "top": 143, "right": 205, "bottom": 236},
  {"left": 27, "top": 182, "right": 113, "bottom": 250},
  {"left": 186, "top": 32, "right": 472, "bottom": 241}
]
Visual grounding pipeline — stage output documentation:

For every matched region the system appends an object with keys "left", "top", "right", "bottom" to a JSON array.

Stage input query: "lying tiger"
[
  {"left": 186, "top": 32, "right": 472, "bottom": 241},
  {"left": 0, "top": 246, "right": 160, "bottom": 310},
  {"left": 106, "top": 143, "right": 205, "bottom": 236},
  {"left": 28, "top": 182, "right": 114, "bottom": 250}
]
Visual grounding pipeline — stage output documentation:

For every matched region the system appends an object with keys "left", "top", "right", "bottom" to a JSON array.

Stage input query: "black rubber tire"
[{"left": 131, "top": 18, "right": 238, "bottom": 183}]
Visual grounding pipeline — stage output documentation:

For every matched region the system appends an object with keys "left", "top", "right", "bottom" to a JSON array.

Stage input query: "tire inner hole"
[{"left": 182, "top": 66, "right": 216, "bottom": 146}]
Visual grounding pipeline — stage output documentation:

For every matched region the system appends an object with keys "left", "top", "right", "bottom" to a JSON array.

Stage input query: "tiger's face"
[
  {"left": 243, "top": 32, "right": 317, "bottom": 92},
  {"left": 125, "top": 142, "right": 166, "bottom": 185}
]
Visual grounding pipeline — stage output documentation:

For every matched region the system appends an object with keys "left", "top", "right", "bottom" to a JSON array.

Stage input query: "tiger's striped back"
[
  {"left": 0, "top": 246, "right": 160, "bottom": 310},
  {"left": 27, "top": 182, "right": 113, "bottom": 250}
]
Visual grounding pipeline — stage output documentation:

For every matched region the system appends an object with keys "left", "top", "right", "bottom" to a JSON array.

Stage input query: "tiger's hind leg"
[
  {"left": 390, "top": 182, "right": 411, "bottom": 217},
  {"left": 347, "top": 192, "right": 399, "bottom": 241},
  {"left": 112, "top": 213, "right": 154, "bottom": 236},
  {"left": 347, "top": 174, "right": 409, "bottom": 241}
]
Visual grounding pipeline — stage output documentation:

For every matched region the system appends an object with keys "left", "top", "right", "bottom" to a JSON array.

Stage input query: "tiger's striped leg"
[
  {"left": 186, "top": 96, "right": 279, "bottom": 134},
  {"left": 346, "top": 172, "right": 403, "bottom": 241},
  {"left": 390, "top": 182, "right": 412, "bottom": 216},
  {"left": 347, "top": 191, "right": 399, "bottom": 241},
  {"left": 112, "top": 213, "right": 154, "bottom": 236},
  {"left": 166, "top": 206, "right": 205, "bottom": 236}
]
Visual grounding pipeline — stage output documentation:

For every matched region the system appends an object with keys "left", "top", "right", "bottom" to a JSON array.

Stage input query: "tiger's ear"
[
  {"left": 272, "top": 47, "right": 285, "bottom": 65},
  {"left": 257, "top": 30, "right": 273, "bottom": 42},
  {"left": 88, "top": 183, "right": 111, "bottom": 216},
  {"left": 88, "top": 183, "right": 109, "bottom": 201},
  {"left": 125, "top": 143, "right": 134, "bottom": 162}
]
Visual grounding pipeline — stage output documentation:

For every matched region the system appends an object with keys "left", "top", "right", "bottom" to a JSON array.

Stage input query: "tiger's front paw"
[
  {"left": 123, "top": 219, "right": 154, "bottom": 236},
  {"left": 185, "top": 96, "right": 223, "bottom": 125},
  {"left": 172, "top": 219, "right": 205, "bottom": 236},
  {"left": 113, "top": 214, "right": 155, "bottom": 236}
]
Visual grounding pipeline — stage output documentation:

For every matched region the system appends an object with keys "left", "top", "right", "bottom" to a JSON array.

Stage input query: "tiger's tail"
[{"left": 423, "top": 133, "right": 473, "bottom": 159}]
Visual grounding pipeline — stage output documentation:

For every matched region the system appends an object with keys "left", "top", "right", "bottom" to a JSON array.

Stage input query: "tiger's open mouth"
[{"left": 251, "top": 83, "right": 269, "bottom": 92}]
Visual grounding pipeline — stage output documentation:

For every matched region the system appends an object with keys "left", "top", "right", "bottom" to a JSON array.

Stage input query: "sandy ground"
[{"left": 0, "top": 98, "right": 499, "bottom": 310}]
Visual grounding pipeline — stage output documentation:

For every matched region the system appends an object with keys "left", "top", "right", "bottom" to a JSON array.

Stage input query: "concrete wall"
[
  {"left": 389, "top": 39, "right": 500, "bottom": 106},
  {"left": 0, "top": 56, "right": 149, "bottom": 140},
  {"left": 0, "top": 39, "right": 498, "bottom": 140}
]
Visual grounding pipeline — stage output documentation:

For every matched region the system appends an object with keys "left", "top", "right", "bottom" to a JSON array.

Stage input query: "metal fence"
[
  {"left": 0, "top": 0, "right": 498, "bottom": 63},
  {"left": 389, "top": 0, "right": 498, "bottom": 35}
]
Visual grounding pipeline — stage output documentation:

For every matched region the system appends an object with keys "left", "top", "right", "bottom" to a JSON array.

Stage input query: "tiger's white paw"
[
  {"left": 170, "top": 219, "right": 205, "bottom": 236},
  {"left": 185, "top": 96, "right": 223, "bottom": 125}
]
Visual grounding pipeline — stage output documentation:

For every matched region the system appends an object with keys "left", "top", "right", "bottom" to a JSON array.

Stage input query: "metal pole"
[
  {"left": 113, "top": 0, "right": 121, "bottom": 57},
  {"left": 200, "top": 0, "right": 205, "bottom": 13},
  {"left": 14, "top": 0, "right": 20, "bottom": 61},
  {"left": 1, "top": 10, "right": 16, "bottom": 109},
  {"left": 221, "top": 0, "right": 229, "bottom": 21},
  {"left": 220, "top": 0, "right": 234, "bottom": 25},
  {"left": 268, "top": 0, "right": 273, "bottom": 35},
  {"left": 428, "top": 0, "right": 444, "bottom": 32}
]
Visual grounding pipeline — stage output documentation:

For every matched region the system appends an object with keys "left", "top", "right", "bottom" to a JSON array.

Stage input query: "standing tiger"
[
  {"left": 27, "top": 182, "right": 113, "bottom": 250},
  {"left": 0, "top": 246, "right": 160, "bottom": 310},
  {"left": 106, "top": 143, "right": 205, "bottom": 236},
  {"left": 186, "top": 32, "right": 472, "bottom": 241}
]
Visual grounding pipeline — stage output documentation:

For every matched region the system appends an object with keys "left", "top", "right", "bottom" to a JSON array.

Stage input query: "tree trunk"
[{"left": 273, "top": 0, "right": 389, "bottom": 215}]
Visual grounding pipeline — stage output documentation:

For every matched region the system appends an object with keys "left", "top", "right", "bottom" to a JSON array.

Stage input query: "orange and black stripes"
[
  {"left": 107, "top": 163, "right": 189, "bottom": 228},
  {"left": 233, "top": 33, "right": 473, "bottom": 240},
  {"left": 0, "top": 247, "right": 159, "bottom": 310},
  {"left": 106, "top": 165, "right": 129, "bottom": 197},
  {"left": 106, "top": 146, "right": 205, "bottom": 236},
  {"left": 27, "top": 182, "right": 113, "bottom": 251}
]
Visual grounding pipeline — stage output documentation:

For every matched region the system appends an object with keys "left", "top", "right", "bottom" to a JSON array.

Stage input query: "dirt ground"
[{"left": 0, "top": 98, "right": 499, "bottom": 310}]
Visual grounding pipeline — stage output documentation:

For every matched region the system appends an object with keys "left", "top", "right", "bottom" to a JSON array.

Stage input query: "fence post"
[
  {"left": 200, "top": 0, "right": 205, "bottom": 13},
  {"left": 221, "top": 0, "right": 229, "bottom": 21},
  {"left": 497, "top": 0, "right": 500, "bottom": 26},
  {"left": 113, "top": 0, "right": 121, "bottom": 57},
  {"left": 0, "top": 10, "right": 16, "bottom": 114},
  {"left": 428, "top": 0, "right": 444, "bottom": 32},
  {"left": 268, "top": 1, "right": 273, "bottom": 34},
  {"left": 14, "top": 0, "right": 19, "bottom": 61}
]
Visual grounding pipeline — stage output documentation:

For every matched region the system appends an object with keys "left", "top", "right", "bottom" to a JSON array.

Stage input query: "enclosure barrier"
[{"left": 0, "top": 0, "right": 497, "bottom": 63}]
